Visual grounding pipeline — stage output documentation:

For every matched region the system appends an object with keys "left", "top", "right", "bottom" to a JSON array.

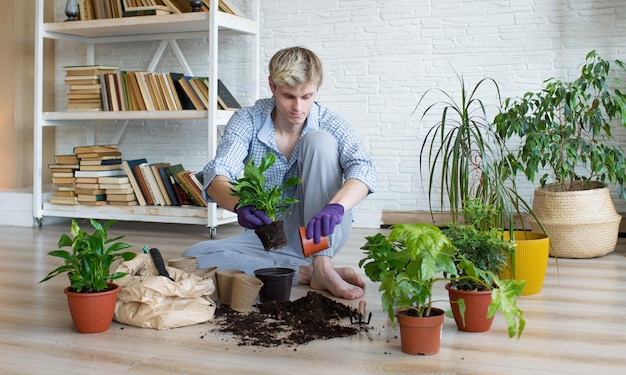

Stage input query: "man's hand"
[
  {"left": 306, "top": 203, "right": 344, "bottom": 244},
  {"left": 235, "top": 204, "right": 272, "bottom": 229}
]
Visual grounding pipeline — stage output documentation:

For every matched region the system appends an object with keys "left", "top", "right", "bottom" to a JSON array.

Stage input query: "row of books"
[
  {"left": 122, "top": 158, "right": 208, "bottom": 207},
  {"left": 78, "top": 0, "right": 245, "bottom": 20},
  {"left": 48, "top": 145, "right": 207, "bottom": 208},
  {"left": 63, "top": 65, "right": 241, "bottom": 112}
]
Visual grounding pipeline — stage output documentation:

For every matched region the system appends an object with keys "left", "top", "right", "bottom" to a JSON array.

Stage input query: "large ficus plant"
[
  {"left": 495, "top": 50, "right": 626, "bottom": 196},
  {"left": 39, "top": 219, "right": 136, "bottom": 293},
  {"left": 231, "top": 153, "right": 301, "bottom": 221}
]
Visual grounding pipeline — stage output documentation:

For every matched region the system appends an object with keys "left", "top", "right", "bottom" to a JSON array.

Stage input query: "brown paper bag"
[{"left": 114, "top": 254, "right": 216, "bottom": 330}]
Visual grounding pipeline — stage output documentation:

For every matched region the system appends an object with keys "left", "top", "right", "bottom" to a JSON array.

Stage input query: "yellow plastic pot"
[{"left": 502, "top": 231, "right": 550, "bottom": 295}]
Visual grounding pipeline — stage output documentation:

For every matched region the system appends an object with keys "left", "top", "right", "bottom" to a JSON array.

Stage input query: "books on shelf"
[
  {"left": 217, "top": 79, "right": 241, "bottom": 110},
  {"left": 76, "top": 0, "right": 249, "bottom": 21},
  {"left": 122, "top": 158, "right": 149, "bottom": 206},
  {"left": 73, "top": 144, "right": 119, "bottom": 155},
  {"left": 83, "top": 71, "right": 241, "bottom": 112}
]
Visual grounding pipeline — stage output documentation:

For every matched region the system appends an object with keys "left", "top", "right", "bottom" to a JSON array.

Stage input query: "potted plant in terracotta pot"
[
  {"left": 39, "top": 219, "right": 136, "bottom": 333},
  {"left": 360, "top": 223, "right": 526, "bottom": 355},
  {"left": 495, "top": 50, "right": 626, "bottom": 258},
  {"left": 230, "top": 153, "right": 301, "bottom": 251},
  {"left": 444, "top": 199, "right": 525, "bottom": 333},
  {"left": 359, "top": 223, "right": 526, "bottom": 354},
  {"left": 360, "top": 223, "right": 454, "bottom": 355}
]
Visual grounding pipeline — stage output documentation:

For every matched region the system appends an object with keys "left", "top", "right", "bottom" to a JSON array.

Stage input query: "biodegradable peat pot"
[
  {"left": 194, "top": 266, "right": 218, "bottom": 302},
  {"left": 64, "top": 283, "right": 120, "bottom": 333},
  {"left": 396, "top": 308, "right": 445, "bottom": 355},
  {"left": 255, "top": 221, "right": 288, "bottom": 251},
  {"left": 254, "top": 267, "right": 295, "bottom": 302},
  {"left": 298, "top": 226, "right": 329, "bottom": 257},
  {"left": 502, "top": 231, "right": 550, "bottom": 295},
  {"left": 216, "top": 269, "right": 244, "bottom": 305},
  {"left": 167, "top": 256, "right": 198, "bottom": 273},
  {"left": 529, "top": 181, "right": 621, "bottom": 258},
  {"left": 230, "top": 273, "right": 264, "bottom": 313},
  {"left": 446, "top": 283, "right": 494, "bottom": 332}
]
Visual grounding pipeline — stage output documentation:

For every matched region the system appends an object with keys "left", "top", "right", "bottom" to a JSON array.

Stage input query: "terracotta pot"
[
  {"left": 64, "top": 283, "right": 120, "bottom": 333},
  {"left": 446, "top": 283, "right": 494, "bottom": 332},
  {"left": 254, "top": 267, "right": 295, "bottom": 302},
  {"left": 396, "top": 307, "right": 445, "bottom": 355},
  {"left": 502, "top": 231, "right": 550, "bottom": 295},
  {"left": 298, "top": 226, "right": 329, "bottom": 257}
]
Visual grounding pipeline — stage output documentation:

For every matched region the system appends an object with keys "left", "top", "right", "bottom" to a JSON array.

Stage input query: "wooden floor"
[{"left": 1, "top": 219, "right": 625, "bottom": 374}]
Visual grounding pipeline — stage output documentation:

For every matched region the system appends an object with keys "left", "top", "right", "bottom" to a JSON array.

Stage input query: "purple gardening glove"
[
  {"left": 306, "top": 203, "right": 345, "bottom": 244},
  {"left": 235, "top": 204, "right": 272, "bottom": 229}
]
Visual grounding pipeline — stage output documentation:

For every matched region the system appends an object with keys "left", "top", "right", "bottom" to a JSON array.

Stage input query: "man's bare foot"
[
  {"left": 298, "top": 263, "right": 365, "bottom": 288},
  {"left": 300, "top": 256, "right": 364, "bottom": 300}
]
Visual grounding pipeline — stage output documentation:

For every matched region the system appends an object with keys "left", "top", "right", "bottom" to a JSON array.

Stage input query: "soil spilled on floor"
[{"left": 209, "top": 291, "right": 366, "bottom": 347}]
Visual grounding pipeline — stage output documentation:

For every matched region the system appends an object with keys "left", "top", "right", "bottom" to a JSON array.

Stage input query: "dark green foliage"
[
  {"left": 39, "top": 219, "right": 136, "bottom": 293},
  {"left": 230, "top": 153, "right": 301, "bottom": 221},
  {"left": 444, "top": 199, "right": 515, "bottom": 291},
  {"left": 495, "top": 50, "right": 626, "bottom": 197}
]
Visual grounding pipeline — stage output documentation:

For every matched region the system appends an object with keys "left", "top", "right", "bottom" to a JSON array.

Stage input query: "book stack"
[
  {"left": 73, "top": 145, "right": 126, "bottom": 206},
  {"left": 64, "top": 65, "right": 120, "bottom": 112},
  {"left": 100, "top": 175, "right": 137, "bottom": 206},
  {"left": 48, "top": 154, "right": 79, "bottom": 205}
]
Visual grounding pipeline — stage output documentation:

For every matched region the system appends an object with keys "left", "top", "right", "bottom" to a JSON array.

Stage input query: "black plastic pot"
[{"left": 253, "top": 267, "right": 295, "bottom": 302}]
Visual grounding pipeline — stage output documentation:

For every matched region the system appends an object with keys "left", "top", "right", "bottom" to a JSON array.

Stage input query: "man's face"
[{"left": 269, "top": 78, "right": 318, "bottom": 127}]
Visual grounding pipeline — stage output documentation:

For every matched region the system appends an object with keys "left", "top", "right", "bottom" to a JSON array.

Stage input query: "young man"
[{"left": 183, "top": 46, "right": 377, "bottom": 300}]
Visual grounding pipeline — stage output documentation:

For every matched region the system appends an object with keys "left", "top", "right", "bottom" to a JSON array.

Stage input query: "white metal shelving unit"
[{"left": 33, "top": 1, "right": 260, "bottom": 236}]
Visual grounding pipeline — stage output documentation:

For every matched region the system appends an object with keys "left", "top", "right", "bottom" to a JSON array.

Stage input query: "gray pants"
[{"left": 183, "top": 131, "right": 352, "bottom": 284}]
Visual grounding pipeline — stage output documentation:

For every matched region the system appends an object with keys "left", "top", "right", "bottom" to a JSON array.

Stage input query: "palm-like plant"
[{"left": 417, "top": 73, "right": 533, "bottom": 229}]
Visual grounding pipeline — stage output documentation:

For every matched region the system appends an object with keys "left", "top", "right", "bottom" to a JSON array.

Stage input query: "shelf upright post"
[{"left": 33, "top": 0, "right": 45, "bottom": 225}]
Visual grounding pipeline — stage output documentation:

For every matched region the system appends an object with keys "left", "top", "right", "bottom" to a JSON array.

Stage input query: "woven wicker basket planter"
[{"left": 529, "top": 181, "right": 621, "bottom": 258}]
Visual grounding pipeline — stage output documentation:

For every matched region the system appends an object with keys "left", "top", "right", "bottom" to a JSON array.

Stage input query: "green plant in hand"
[
  {"left": 231, "top": 153, "right": 301, "bottom": 221},
  {"left": 39, "top": 219, "right": 136, "bottom": 293}
]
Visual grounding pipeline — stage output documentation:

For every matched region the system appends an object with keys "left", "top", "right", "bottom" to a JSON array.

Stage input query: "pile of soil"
[{"left": 209, "top": 291, "right": 366, "bottom": 347}]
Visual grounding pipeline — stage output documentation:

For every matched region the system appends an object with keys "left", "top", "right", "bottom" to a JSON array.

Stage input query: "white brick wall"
[{"left": 52, "top": 0, "right": 626, "bottom": 219}]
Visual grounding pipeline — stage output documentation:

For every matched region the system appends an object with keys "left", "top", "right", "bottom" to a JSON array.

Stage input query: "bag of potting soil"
[{"left": 113, "top": 253, "right": 216, "bottom": 330}]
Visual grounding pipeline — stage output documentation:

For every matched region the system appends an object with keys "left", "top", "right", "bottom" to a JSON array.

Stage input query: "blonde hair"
[{"left": 269, "top": 46, "right": 323, "bottom": 88}]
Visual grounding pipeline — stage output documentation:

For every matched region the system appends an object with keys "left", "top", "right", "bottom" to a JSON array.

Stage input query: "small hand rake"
[{"left": 349, "top": 300, "right": 372, "bottom": 326}]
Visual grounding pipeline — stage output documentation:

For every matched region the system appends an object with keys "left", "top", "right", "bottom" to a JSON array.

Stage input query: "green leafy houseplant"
[
  {"left": 417, "top": 73, "right": 533, "bottom": 229},
  {"left": 444, "top": 199, "right": 515, "bottom": 291},
  {"left": 495, "top": 50, "right": 626, "bottom": 194},
  {"left": 231, "top": 153, "right": 301, "bottom": 250},
  {"left": 360, "top": 223, "right": 525, "bottom": 339},
  {"left": 39, "top": 219, "right": 136, "bottom": 293},
  {"left": 494, "top": 51, "right": 626, "bottom": 259}
]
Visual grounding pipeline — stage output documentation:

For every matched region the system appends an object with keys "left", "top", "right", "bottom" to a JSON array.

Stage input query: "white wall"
[{"left": 53, "top": 0, "right": 626, "bottom": 222}]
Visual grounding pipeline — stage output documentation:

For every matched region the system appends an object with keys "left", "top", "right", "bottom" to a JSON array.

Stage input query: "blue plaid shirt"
[{"left": 202, "top": 97, "right": 377, "bottom": 201}]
